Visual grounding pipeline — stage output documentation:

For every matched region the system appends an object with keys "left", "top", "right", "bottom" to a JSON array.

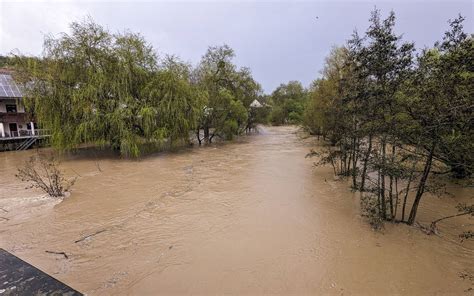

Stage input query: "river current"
[{"left": 0, "top": 126, "right": 472, "bottom": 295}]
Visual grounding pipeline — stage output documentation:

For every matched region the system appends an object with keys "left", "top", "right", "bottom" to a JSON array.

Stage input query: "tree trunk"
[
  {"left": 394, "top": 177, "right": 399, "bottom": 220},
  {"left": 196, "top": 128, "right": 202, "bottom": 145},
  {"left": 407, "top": 142, "right": 436, "bottom": 225},
  {"left": 347, "top": 150, "right": 352, "bottom": 177},
  {"left": 377, "top": 166, "right": 381, "bottom": 212},
  {"left": 360, "top": 134, "right": 373, "bottom": 192},
  {"left": 389, "top": 175, "right": 394, "bottom": 220},
  {"left": 352, "top": 137, "right": 359, "bottom": 189},
  {"left": 388, "top": 145, "right": 396, "bottom": 220},
  {"left": 401, "top": 161, "right": 416, "bottom": 223},
  {"left": 380, "top": 139, "right": 387, "bottom": 219},
  {"left": 204, "top": 125, "right": 210, "bottom": 144},
  {"left": 340, "top": 150, "right": 345, "bottom": 175}
]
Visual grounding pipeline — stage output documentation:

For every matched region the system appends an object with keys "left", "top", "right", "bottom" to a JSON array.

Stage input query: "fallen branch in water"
[
  {"left": 75, "top": 229, "right": 107, "bottom": 243},
  {"left": 416, "top": 222, "right": 439, "bottom": 236},
  {"left": 426, "top": 203, "right": 474, "bottom": 237},
  {"left": 95, "top": 161, "right": 102, "bottom": 172},
  {"left": 45, "top": 250, "right": 69, "bottom": 259}
]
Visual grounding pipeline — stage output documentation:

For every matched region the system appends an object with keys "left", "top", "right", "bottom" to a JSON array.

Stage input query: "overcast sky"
[{"left": 1, "top": 0, "right": 472, "bottom": 93}]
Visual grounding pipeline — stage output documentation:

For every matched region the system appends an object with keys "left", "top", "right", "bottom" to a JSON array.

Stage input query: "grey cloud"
[{"left": 1, "top": 1, "right": 472, "bottom": 92}]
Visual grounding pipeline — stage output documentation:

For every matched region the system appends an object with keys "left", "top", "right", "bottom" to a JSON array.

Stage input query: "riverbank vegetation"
[
  {"left": 12, "top": 19, "right": 267, "bottom": 157},
  {"left": 304, "top": 10, "right": 473, "bottom": 229}
]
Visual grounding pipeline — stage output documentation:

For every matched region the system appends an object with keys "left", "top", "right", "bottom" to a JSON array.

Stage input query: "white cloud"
[{"left": 0, "top": 1, "right": 86, "bottom": 55}]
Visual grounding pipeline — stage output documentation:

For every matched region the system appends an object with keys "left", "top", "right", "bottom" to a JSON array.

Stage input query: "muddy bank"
[{"left": 0, "top": 126, "right": 472, "bottom": 295}]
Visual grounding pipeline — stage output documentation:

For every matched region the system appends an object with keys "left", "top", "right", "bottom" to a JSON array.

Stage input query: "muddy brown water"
[{"left": 0, "top": 126, "right": 472, "bottom": 295}]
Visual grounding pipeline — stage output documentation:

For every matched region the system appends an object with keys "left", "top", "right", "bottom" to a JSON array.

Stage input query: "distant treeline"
[
  {"left": 304, "top": 10, "right": 473, "bottom": 228},
  {"left": 266, "top": 81, "right": 307, "bottom": 125},
  {"left": 11, "top": 18, "right": 270, "bottom": 157}
]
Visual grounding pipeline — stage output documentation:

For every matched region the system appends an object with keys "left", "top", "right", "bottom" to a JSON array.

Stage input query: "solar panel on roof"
[{"left": 0, "top": 74, "right": 23, "bottom": 98}]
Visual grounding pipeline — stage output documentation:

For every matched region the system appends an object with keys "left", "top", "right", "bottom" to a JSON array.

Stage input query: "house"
[{"left": 0, "top": 69, "right": 47, "bottom": 151}]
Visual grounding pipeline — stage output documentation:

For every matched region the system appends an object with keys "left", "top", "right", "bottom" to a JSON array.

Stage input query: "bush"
[
  {"left": 360, "top": 194, "right": 384, "bottom": 230},
  {"left": 16, "top": 154, "right": 76, "bottom": 198},
  {"left": 270, "top": 105, "right": 286, "bottom": 125}
]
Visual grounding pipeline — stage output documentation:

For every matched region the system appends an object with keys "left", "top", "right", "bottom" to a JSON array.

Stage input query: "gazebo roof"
[{"left": 250, "top": 99, "right": 263, "bottom": 108}]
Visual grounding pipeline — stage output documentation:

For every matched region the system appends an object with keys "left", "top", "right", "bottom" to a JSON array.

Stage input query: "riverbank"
[{"left": 0, "top": 126, "right": 472, "bottom": 295}]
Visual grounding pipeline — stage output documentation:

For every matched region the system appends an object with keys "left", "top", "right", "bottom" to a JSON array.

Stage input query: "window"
[{"left": 6, "top": 104, "right": 17, "bottom": 113}]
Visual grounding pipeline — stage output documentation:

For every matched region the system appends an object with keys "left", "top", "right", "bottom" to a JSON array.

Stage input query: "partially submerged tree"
[
  {"left": 16, "top": 155, "right": 76, "bottom": 198},
  {"left": 143, "top": 55, "right": 204, "bottom": 147},
  {"left": 304, "top": 10, "right": 473, "bottom": 228},
  {"left": 401, "top": 15, "right": 473, "bottom": 224},
  {"left": 194, "top": 45, "right": 259, "bottom": 143},
  {"left": 13, "top": 20, "right": 262, "bottom": 155},
  {"left": 15, "top": 19, "right": 160, "bottom": 157}
]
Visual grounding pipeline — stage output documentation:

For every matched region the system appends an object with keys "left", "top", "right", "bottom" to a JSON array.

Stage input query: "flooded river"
[{"left": 0, "top": 126, "right": 472, "bottom": 295}]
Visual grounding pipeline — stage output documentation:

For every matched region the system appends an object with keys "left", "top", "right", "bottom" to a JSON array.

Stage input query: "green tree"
[
  {"left": 15, "top": 19, "right": 204, "bottom": 157},
  {"left": 402, "top": 16, "right": 473, "bottom": 224},
  {"left": 195, "top": 45, "right": 256, "bottom": 143},
  {"left": 304, "top": 10, "right": 473, "bottom": 228},
  {"left": 269, "top": 81, "right": 307, "bottom": 125},
  {"left": 143, "top": 56, "right": 204, "bottom": 147}
]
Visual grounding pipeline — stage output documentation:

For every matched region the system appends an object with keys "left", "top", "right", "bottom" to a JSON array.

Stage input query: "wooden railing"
[{"left": 0, "top": 129, "right": 50, "bottom": 139}]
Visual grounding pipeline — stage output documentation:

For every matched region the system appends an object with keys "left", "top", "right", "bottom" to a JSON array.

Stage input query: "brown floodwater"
[{"left": 0, "top": 126, "right": 472, "bottom": 295}]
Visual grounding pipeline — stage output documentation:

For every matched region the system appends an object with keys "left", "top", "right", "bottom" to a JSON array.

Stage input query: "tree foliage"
[
  {"left": 304, "top": 10, "right": 473, "bottom": 228},
  {"left": 13, "top": 19, "right": 262, "bottom": 156},
  {"left": 194, "top": 45, "right": 262, "bottom": 143},
  {"left": 269, "top": 81, "right": 307, "bottom": 125}
]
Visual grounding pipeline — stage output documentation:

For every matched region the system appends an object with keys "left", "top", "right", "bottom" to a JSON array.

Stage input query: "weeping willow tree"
[
  {"left": 14, "top": 19, "right": 203, "bottom": 157},
  {"left": 143, "top": 56, "right": 206, "bottom": 146}
]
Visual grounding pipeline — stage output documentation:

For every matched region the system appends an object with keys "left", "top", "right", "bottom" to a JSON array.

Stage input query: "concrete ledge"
[{"left": 0, "top": 248, "right": 82, "bottom": 296}]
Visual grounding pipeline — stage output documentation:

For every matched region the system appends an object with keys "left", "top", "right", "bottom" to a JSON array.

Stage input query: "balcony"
[{"left": 0, "top": 129, "right": 49, "bottom": 140}]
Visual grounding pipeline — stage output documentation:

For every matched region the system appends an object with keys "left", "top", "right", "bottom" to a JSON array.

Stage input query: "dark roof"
[{"left": 0, "top": 73, "right": 23, "bottom": 98}]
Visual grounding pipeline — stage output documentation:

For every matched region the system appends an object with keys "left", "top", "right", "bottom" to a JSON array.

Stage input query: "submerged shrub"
[
  {"left": 360, "top": 194, "right": 384, "bottom": 230},
  {"left": 16, "top": 154, "right": 76, "bottom": 198}
]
